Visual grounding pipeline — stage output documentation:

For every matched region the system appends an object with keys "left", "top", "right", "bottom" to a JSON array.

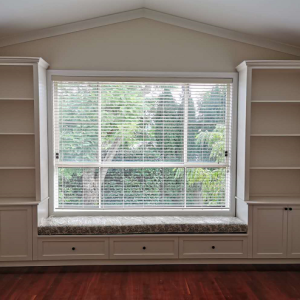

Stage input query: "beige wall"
[{"left": 0, "top": 18, "right": 298, "bottom": 71}]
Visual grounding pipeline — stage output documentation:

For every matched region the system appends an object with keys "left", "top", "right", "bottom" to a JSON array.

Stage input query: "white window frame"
[{"left": 47, "top": 70, "right": 238, "bottom": 216}]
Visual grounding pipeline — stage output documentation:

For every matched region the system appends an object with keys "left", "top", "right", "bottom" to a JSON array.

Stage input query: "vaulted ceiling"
[{"left": 1, "top": 0, "right": 300, "bottom": 52}]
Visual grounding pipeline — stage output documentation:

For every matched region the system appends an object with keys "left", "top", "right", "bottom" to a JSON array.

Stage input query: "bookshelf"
[
  {"left": 0, "top": 57, "right": 49, "bottom": 204},
  {"left": 236, "top": 61, "right": 300, "bottom": 203}
]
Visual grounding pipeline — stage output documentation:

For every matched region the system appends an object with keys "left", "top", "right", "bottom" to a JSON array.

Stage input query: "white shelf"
[
  {"left": 0, "top": 98, "right": 34, "bottom": 101},
  {"left": 251, "top": 134, "right": 300, "bottom": 137},
  {"left": 246, "top": 196, "right": 300, "bottom": 205},
  {"left": 0, "top": 167, "right": 35, "bottom": 170},
  {"left": 0, "top": 133, "right": 35, "bottom": 135},
  {"left": 250, "top": 167, "right": 300, "bottom": 170},
  {"left": 252, "top": 100, "right": 300, "bottom": 103},
  {"left": 0, "top": 197, "right": 39, "bottom": 206}
]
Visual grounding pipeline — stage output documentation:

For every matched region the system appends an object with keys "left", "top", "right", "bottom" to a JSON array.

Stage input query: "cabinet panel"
[
  {"left": 110, "top": 237, "right": 178, "bottom": 259},
  {"left": 179, "top": 236, "right": 247, "bottom": 258},
  {"left": 0, "top": 207, "right": 32, "bottom": 261},
  {"left": 38, "top": 238, "right": 109, "bottom": 260},
  {"left": 253, "top": 206, "right": 287, "bottom": 258},
  {"left": 287, "top": 207, "right": 300, "bottom": 258}
]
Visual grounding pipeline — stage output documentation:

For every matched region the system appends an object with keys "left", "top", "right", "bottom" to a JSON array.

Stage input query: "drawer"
[
  {"left": 110, "top": 237, "right": 178, "bottom": 259},
  {"left": 38, "top": 238, "right": 109, "bottom": 260},
  {"left": 179, "top": 236, "right": 248, "bottom": 258}
]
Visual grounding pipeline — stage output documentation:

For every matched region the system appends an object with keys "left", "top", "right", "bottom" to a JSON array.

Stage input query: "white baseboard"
[{"left": 0, "top": 258, "right": 300, "bottom": 267}]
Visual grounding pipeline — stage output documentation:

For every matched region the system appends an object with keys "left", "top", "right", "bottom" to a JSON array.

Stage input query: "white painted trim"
[
  {"left": 47, "top": 70, "right": 238, "bottom": 217},
  {"left": 237, "top": 60, "right": 300, "bottom": 71},
  {"left": 0, "top": 9, "right": 300, "bottom": 56},
  {"left": 143, "top": 10, "right": 300, "bottom": 57},
  {"left": 56, "top": 162, "right": 229, "bottom": 168},
  {"left": 0, "top": 57, "right": 49, "bottom": 68},
  {"left": 37, "top": 233, "right": 248, "bottom": 238},
  {"left": 1, "top": 258, "right": 300, "bottom": 267},
  {"left": 0, "top": 9, "right": 144, "bottom": 49},
  {"left": 231, "top": 72, "right": 238, "bottom": 217},
  {"left": 51, "top": 209, "right": 233, "bottom": 217},
  {"left": 47, "top": 71, "right": 54, "bottom": 216},
  {"left": 47, "top": 69, "right": 237, "bottom": 79}
]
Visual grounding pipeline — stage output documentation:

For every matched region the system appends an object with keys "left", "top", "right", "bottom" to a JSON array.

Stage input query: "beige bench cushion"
[{"left": 38, "top": 216, "right": 247, "bottom": 235}]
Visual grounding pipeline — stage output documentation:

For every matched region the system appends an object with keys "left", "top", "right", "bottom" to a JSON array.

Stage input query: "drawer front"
[
  {"left": 179, "top": 237, "right": 248, "bottom": 258},
  {"left": 38, "top": 238, "right": 109, "bottom": 260},
  {"left": 110, "top": 237, "right": 178, "bottom": 259}
]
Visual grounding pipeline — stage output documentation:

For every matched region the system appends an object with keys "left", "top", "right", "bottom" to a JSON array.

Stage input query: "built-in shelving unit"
[
  {"left": 0, "top": 57, "right": 49, "bottom": 204},
  {"left": 236, "top": 61, "right": 300, "bottom": 204}
]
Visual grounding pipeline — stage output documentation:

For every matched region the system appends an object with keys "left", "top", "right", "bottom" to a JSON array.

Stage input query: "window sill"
[{"left": 51, "top": 208, "right": 232, "bottom": 217}]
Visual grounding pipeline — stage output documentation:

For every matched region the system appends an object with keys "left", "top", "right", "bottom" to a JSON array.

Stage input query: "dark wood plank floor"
[{"left": 0, "top": 265, "right": 300, "bottom": 300}]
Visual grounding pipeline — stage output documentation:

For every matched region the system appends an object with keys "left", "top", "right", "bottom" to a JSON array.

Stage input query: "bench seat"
[{"left": 38, "top": 216, "right": 247, "bottom": 235}]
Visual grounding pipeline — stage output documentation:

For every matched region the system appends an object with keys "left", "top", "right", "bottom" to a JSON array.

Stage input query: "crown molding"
[
  {"left": 0, "top": 8, "right": 300, "bottom": 56},
  {"left": 144, "top": 10, "right": 300, "bottom": 57},
  {"left": 236, "top": 60, "right": 300, "bottom": 71},
  {"left": 0, "top": 56, "right": 49, "bottom": 68},
  {"left": 0, "top": 9, "right": 144, "bottom": 48}
]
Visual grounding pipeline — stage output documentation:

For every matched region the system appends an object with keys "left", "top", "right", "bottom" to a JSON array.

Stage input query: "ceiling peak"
[{"left": 0, "top": 8, "right": 299, "bottom": 56}]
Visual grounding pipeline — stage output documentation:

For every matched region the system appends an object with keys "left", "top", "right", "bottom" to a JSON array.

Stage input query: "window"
[{"left": 51, "top": 75, "right": 235, "bottom": 213}]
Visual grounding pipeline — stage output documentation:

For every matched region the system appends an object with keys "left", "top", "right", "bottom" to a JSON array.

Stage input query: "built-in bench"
[{"left": 38, "top": 216, "right": 247, "bottom": 235}]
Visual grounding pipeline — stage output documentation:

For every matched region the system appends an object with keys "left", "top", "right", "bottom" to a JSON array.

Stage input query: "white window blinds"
[{"left": 53, "top": 80, "right": 232, "bottom": 210}]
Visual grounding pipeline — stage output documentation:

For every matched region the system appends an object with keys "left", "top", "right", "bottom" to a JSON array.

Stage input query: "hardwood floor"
[{"left": 0, "top": 265, "right": 300, "bottom": 300}]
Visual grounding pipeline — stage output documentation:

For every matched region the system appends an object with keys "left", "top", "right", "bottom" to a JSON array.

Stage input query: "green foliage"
[
  {"left": 196, "top": 124, "right": 225, "bottom": 163},
  {"left": 57, "top": 82, "right": 99, "bottom": 162},
  {"left": 101, "top": 84, "right": 144, "bottom": 152},
  {"left": 174, "top": 84, "right": 228, "bottom": 206}
]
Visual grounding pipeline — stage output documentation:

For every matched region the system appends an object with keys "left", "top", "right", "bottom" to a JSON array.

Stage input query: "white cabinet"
[
  {"left": 253, "top": 206, "right": 287, "bottom": 258},
  {"left": 0, "top": 206, "right": 32, "bottom": 261},
  {"left": 236, "top": 61, "right": 300, "bottom": 261},
  {"left": 253, "top": 205, "right": 300, "bottom": 258},
  {"left": 0, "top": 57, "right": 49, "bottom": 263},
  {"left": 287, "top": 206, "right": 300, "bottom": 258}
]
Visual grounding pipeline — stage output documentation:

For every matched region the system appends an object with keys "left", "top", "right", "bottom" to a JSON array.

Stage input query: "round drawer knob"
[
  {"left": 72, "top": 247, "right": 76, "bottom": 251},
  {"left": 143, "top": 246, "right": 146, "bottom": 250},
  {"left": 212, "top": 246, "right": 215, "bottom": 249}
]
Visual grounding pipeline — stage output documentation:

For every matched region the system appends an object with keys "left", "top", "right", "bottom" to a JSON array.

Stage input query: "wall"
[{"left": 0, "top": 18, "right": 298, "bottom": 71}]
